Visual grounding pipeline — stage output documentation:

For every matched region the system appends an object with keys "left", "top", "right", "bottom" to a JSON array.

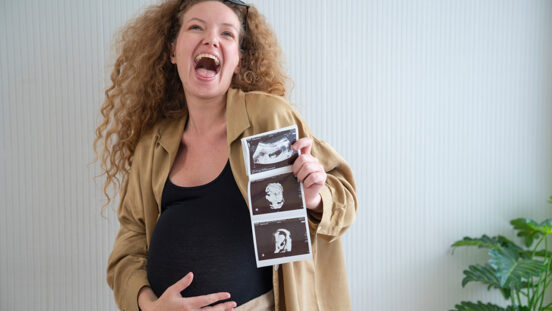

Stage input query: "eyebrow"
[
  {"left": 185, "top": 17, "right": 206, "bottom": 24},
  {"left": 184, "top": 17, "right": 239, "bottom": 32},
  {"left": 221, "top": 23, "right": 239, "bottom": 32}
]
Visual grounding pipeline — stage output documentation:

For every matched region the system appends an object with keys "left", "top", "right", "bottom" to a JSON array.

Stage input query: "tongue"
[{"left": 196, "top": 68, "right": 217, "bottom": 78}]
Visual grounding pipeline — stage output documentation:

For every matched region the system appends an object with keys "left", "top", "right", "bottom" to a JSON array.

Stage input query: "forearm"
[{"left": 138, "top": 286, "right": 157, "bottom": 311}]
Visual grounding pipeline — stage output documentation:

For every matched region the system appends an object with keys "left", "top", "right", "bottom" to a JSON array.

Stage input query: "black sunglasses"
[
  {"left": 179, "top": 0, "right": 250, "bottom": 32},
  {"left": 223, "top": 0, "right": 250, "bottom": 32}
]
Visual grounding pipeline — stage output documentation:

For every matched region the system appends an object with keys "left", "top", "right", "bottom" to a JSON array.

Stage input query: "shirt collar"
[{"left": 156, "top": 88, "right": 250, "bottom": 155}]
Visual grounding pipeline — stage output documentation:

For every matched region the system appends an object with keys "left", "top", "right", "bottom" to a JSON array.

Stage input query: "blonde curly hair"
[{"left": 94, "top": 0, "right": 289, "bottom": 210}]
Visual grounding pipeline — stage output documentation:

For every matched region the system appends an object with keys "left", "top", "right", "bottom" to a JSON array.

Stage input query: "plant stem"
[
  {"left": 533, "top": 236, "right": 546, "bottom": 257},
  {"left": 530, "top": 273, "right": 542, "bottom": 308},
  {"left": 528, "top": 236, "right": 547, "bottom": 310},
  {"left": 538, "top": 236, "right": 551, "bottom": 310},
  {"left": 516, "top": 289, "right": 523, "bottom": 309},
  {"left": 533, "top": 282, "right": 542, "bottom": 311},
  {"left": 529, "top": 277, "right": 536, "bottom": 306}
]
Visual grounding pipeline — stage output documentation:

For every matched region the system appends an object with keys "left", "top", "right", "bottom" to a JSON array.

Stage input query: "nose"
[{"left": 202, "top": 30, "right": 219, "bottom": 48}]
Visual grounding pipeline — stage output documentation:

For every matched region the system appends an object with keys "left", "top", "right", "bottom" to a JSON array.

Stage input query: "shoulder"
[
  {"left": 240, "top": 90, "right": 300, "bottom": 130},
  {"left": 243, "top": 90, "right": 293, "bottom": 114}
]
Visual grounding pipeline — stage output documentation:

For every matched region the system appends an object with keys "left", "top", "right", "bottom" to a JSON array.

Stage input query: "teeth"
[{"left": 194, "top": 53, "right": 220, "bottom": 66}]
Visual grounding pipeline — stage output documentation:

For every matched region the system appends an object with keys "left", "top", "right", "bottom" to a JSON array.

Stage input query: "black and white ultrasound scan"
[
  {"left": 254, "top": 217, "right": 310, "bottom": 264},
  {"left": 243, "top": 126, "right": 298, "bottom": 175},
  {"left": 250, "top": 172, "right": 304, "bottom": 215}
]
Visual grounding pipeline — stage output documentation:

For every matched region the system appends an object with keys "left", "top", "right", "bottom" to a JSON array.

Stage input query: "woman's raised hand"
[
  {"left": 292, "top": 137, "right": 327, "bottom": 214},
  {"left": 138, "top": 272, "right": 236, "bottom": 311}
]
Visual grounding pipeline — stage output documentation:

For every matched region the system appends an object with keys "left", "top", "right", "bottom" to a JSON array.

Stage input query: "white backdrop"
[{"left": 1, "top": 0, "right": 551, "bottom": 310}]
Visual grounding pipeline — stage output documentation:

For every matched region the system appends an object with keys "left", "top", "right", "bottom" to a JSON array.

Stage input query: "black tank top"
[{"left": 146, "top": 160, "right": 273, "bottom": 306}]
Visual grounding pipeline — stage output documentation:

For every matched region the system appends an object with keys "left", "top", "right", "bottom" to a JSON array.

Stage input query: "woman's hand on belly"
[{"left": 138, "top": 272, "right": 237, "bottom": 311}]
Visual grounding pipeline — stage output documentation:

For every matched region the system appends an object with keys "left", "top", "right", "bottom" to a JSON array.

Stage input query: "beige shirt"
[{"left": 106, "top": 88, "right": 358, "bottom": 311}]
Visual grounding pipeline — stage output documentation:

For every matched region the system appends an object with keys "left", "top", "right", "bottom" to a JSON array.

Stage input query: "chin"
[
  {"left": 188, "top": 85, "right": 225, "bottom": 99},
  {"left": 187, "top": 80, "right": 232, "bottom": 100}
]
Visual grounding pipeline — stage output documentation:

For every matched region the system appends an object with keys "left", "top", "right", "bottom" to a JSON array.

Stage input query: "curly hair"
[{"left": 94, "top": 0, "right": 289, "bottom": 211}]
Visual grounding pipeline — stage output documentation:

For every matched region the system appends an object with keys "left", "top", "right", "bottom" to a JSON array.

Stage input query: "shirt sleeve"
[
  {"left": 106, "top": 144, "right": 151, "bottom": 311},
  {"left": 289, "top": 110, "right": 358, "bottom": 243}
]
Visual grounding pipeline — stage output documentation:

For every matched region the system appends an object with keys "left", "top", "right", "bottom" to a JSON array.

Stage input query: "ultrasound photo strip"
[{"left": 241, "top": 125, "right": 313, "bottom": 267}]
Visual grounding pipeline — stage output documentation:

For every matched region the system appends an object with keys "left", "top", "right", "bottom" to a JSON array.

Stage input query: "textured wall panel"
[{"left": 1, "top": 0, "right": 551, "bottom": 310}]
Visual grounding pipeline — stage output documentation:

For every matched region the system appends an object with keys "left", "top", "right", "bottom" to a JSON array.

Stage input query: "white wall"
[{"left": 1, "top": 0, "right": 551, "bottom": 310}]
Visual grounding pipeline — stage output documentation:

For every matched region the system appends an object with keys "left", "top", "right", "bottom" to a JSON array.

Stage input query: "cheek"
[
  {"left": 174, "top": 36, "right": 194, "bottom": 62},
  {"left": 225, "top": 45, "right": 241, "bottom": 71}
]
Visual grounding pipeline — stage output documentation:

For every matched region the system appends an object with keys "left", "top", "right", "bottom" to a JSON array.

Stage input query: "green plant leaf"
[
  {"left": 450, "top": 301, "right": 506, "bottom": 311},
  {"left": 540, "top": 218, "right": 552, "bottom": 232},
  {"left": 510, "top": 218, "right": 552, "bottom": 247},
  {"left": 450, "top": 302, "right": 530, "bottom": 311},
  {"left": 510, "top": 218, "right": 540, "bottom": 247},
  {"left": 461, "top": 264, "right": 511, "bottom": 299},
  {"left": 451, "top": 235, "right": 524, "bottom": 257},
  {"left": 488, "top": 246, "right": 546, "bottom": 288},
  {"left": 532, "top": 249, "right": 552, "bottom": 258},
  {"left": 496, "top": 236, "right": 526, "bottom": 258},
  {"left": 452, "top": 235, "right": 501, "bottom": 251},
  {"left": 462, "top": 264, "right": 499, "bottom": 287}
]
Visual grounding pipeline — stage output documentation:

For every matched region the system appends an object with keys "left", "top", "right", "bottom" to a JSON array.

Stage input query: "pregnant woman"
[{"left": 95, "top": 1, "right": 357, "bottom": 310}]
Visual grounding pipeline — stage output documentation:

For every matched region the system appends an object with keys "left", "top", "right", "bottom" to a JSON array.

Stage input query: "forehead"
[{"left": 182, "top": 1, "right": 241, "bottom": 27}]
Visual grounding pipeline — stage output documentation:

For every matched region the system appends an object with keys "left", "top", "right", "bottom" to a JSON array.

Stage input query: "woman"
[{"left": 95, "top": 0, "right": 357, "bottom": 310}]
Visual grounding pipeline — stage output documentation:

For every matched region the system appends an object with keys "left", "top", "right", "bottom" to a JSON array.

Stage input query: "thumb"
[
  {"left": 172, "top": 272, "right": 194, "bottom": 292},
  {"left": 292, "top": 137, "right": 312, "bottom": 155}
]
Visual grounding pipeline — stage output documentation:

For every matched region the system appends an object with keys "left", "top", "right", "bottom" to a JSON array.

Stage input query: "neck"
[{"left": 184, "top": 93, "right": 227, "bottom": 135}]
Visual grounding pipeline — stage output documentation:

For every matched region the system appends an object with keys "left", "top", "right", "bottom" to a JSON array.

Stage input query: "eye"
[
  {"left": 222, "top": 31, "right": 235, "bottom": 38},
  {"left": 188, "top": 24, "right": 202, "bottom": 31}
]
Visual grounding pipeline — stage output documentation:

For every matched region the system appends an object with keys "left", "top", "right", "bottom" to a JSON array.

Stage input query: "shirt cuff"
[
  {"left": 125, "top": 269, "right": 150, "bottom": 311},
  {"left": 307, "top": 185, "right": 336, "bottom": 238}
]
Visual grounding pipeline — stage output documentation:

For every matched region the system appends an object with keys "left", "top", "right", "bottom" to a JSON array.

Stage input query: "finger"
[
  {"left": 292, "top": 137, "right": 312, "bottom": 155},
  {"left": 303, "top": 171, "right": 326, "bottom": 188},
  {"left": 292, "top": 154, "right": 316, "bottom": 176},
  {"left": 200, "top": 300, "right": 237, "bottom": 311},
  {"left": 189, "top": 292, "right": 231, "bottom": 308},
  {"left": 171, "top": 272, "right": 193, "bottom": 292},
  {"left": 297, "top": 162, "right": 323, "bottom": 183}
]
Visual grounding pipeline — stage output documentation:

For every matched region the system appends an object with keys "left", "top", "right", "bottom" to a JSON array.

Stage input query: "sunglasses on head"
[
  {"left": 179, "top": 0, "right": 250, "bottom": 32},
  {"left": 223, "top": 0, "right": 250, "bottom": 32}
]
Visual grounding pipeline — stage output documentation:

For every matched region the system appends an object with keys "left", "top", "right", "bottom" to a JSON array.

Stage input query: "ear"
[
  {"left": 234, "top": 57, "right": 240, "bottom": 74},
  {"left": 170, "top": 42, "right": 176, "bottom": 64}
]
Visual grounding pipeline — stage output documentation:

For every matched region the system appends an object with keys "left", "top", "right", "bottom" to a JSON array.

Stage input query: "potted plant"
[{"left": 450, "top": 197, "right": 552, "bottom": 311}]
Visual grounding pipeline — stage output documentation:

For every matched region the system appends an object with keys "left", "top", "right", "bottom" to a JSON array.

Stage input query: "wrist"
[
  {"left": 138, "top": 286, "right": 156, "bottom": 311},
  {"left": 307, "top": 193, "right": 323, "bottom": 214}
]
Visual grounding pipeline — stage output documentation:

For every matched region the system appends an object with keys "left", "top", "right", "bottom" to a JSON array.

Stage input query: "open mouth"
[{"left": 194, "top": 53, "right": 221, "bottom": 78}]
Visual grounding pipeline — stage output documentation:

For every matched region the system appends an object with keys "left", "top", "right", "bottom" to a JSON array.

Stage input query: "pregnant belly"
[{"left": 146, "top": 205, "right": 272, "bottom": 305}]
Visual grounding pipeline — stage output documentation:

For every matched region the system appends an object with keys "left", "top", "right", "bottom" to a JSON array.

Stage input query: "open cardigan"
[{"left": 106, "top": 88, "right": 358, "bottom": 310}]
